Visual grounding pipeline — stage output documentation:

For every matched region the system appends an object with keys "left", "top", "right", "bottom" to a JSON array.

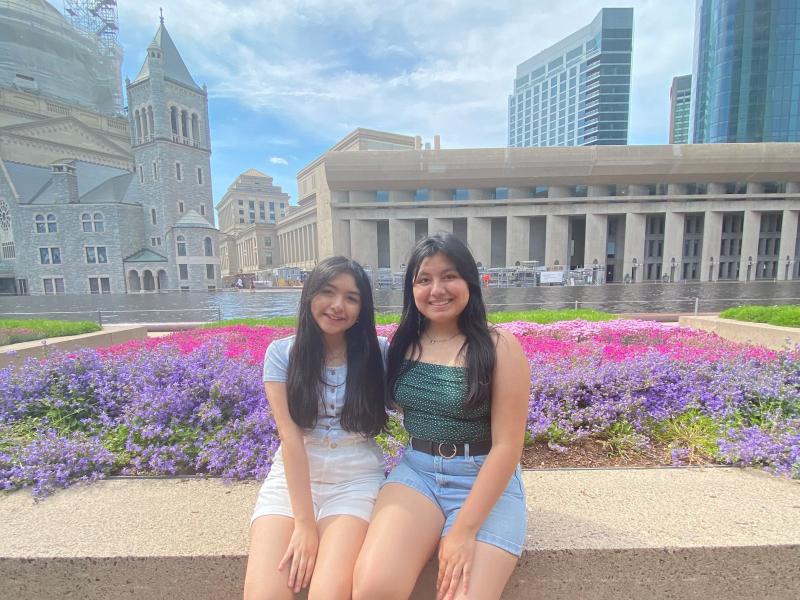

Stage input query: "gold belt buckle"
[{"left": 437, "top": 442, "right": 457, "bottom": 459}]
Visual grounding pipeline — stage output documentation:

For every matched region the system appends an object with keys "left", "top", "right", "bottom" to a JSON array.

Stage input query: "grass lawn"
[
  {"left": 0, "top": 319, "right": 101, "bottom": 347},
  {"left": 205, "top": 308, "right": 617, "bottom": 329},
  {"left": 719, "top": 305, "right": 800, "bottom": 328}
]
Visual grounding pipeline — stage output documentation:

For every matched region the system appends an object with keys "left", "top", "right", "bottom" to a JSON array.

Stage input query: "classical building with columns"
[{"left": 277, "top": 129, "right": 800, "bottom": 283}]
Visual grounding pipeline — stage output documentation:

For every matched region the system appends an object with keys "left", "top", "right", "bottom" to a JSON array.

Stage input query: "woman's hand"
[
  {"left": 278, "top": 520, "right": 319, "bottom": 593},
  {"left": 436, "top": 529, "right": 477, "bottom": 600}
]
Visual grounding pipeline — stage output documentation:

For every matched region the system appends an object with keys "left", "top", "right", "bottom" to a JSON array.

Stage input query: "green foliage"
[
  {"left": 719, "top": 305, "right": 800, "bottom": 328},
  {"left": 653, "top": 409, "right": 720, "bottom": 463},
  {"left": 376, "top": 413, "right": 408, "bottom": 455},
  {"left": 728, "top": 395, "right": 799, "bottom": 430},
  {"left": 101, "top": 425, "right": 131, "bottom": 469},
  {"left": 600, "top": 419, "right": 649, "bottom": 459},
  {"left": 0, "top": 319, "right": 100, "bottom": 346},
  {"left": 488, "top": 309, "right": 616, "bottom": 324},
  {"left": 534, "top": 423, "right": 572, "bottom": 445},
  {"left": 207, "top": 309, "right": 616, "bottom": 329}
]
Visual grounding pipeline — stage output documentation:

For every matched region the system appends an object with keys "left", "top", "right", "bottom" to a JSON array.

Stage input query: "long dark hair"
[
  {"left": 387, "top": 234, "right": 495, "bottom": 409},
  {"left": 286, "top": 256, "right": 387, "bottom": 436}
]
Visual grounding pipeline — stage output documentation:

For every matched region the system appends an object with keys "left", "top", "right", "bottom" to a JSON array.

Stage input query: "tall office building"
[
  {"left": 508, "top": 8, "right": 633, "bottom": 147},
  {"left": 669, "top": 75, "right": 692, "bottom": 144},
  {"left": 692, "top": 0, "right": 800, "bottom": 143}
]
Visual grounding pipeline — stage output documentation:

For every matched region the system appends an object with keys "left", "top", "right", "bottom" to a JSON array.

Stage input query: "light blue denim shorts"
[{"left": 384, "top": 446, "right": 527, "bottom": 556}]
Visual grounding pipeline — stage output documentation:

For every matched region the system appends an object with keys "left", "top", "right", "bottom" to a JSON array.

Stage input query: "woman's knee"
[{"left": 352, "top": 568, "right": 407, "bottom": 600}]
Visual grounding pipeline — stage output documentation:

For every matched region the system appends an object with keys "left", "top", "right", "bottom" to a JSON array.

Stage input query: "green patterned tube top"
[{"left": 394, "top": 360, "right": 491, "bottom": 443}]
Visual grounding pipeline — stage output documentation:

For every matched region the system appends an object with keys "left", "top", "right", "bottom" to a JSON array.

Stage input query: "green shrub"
[
  {"left": 719, "top": 305, "right": 800, "bottom": 328},
  {"left": 0, "top": 319, "right": 100, "bottom": 347}
]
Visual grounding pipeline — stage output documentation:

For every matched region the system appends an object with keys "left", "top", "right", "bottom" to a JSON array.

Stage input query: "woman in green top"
[{"left": 354, "top": 234, "right": 531, "bottom": 600}]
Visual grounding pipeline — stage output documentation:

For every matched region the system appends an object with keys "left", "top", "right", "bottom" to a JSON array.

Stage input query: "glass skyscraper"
[
  {"left": 692, "top": 0, "right": 800, "bottom": 143},
  {"left": 508, "top": 8, "right": 633, "bottom": 147},
  {"left": 669, "top": 74, "right": 692, "bottom": 143}
]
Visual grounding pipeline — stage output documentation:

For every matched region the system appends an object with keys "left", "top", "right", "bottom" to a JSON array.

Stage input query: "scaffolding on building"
[{"left": 63, "top": 0, "right": 123, "bottom": 111}]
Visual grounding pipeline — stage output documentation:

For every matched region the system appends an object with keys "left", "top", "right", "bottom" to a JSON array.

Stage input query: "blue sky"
[{"left": 109, "top": 1, "right": 695, "bottom": 209}]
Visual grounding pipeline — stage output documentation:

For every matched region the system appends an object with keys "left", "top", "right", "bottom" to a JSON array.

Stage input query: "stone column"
[
  {"left": 389, "top": 220, "right": 416, "bottom": 271},
  {"left": 545, "top": 215, "right": 569, "bottom": 269},
  {"left": 466, "top": 189, "right": 491, "bottom": 200},
  {"left": 388, "top": 190, "right": 415, "bottom": 202},
  {"left": 467, "top": 217, "right": 492, "bottom": 267},
  {"left": 508, "top": 187, "right": 531, "bottom": 199},
  {"left": 429, "top": 217, "right": 453, "bottom": 235},
  {"left": 350, "top": 191, "right": 374, "bottom": 203},
  {"left": 430, "top": 189, "right": 453, "bottom": 201},
  {"left": 739, "top": 210, "right": 761, "bottom": 282},
  {"left": 700, "top": 211, "right": 722, "bottom": 282},
  {"left": 662, "top": 212, "right": 685, "bottom": 282},
  {"left": 777, "top": 210, "right": 799, "bottom": 280},
  {"left": 628, "top": 185, "right": 650, "bottom": 196},
  {"left": 667, "top": 183, "right": 687, "bottom": 195},
  {"left": 334, "top": 219, "right": 351, "bottom": 257},
  {"left": 583, "top": 213, "right": 607, "bottom": 269},
  {"left": 506, "top": 216, "right": 530, "bottom": 266},
  {"left": 707, "top": 182, "right": 727, "bottom": 195},
  {"left": 350, "top": 220, "right": 378, "bottom": 268},
  {"left": 588, "top": 185, "right": 610, "bottom": 197},
  {"left": 548, "top": 186, "right": 571, "bottom": 199},
  {"left": 623, "top": 213, "right": 646, "bottom": 282}
]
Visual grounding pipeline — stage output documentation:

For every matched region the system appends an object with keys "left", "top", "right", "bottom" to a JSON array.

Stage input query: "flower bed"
[{"left": 1, "top": 322, "right": 797, "bottom": 498}]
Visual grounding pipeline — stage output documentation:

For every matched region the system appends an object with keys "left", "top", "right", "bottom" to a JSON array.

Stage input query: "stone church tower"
[{"left": 124, "top": 16, "right": 219, "bottom": 291}]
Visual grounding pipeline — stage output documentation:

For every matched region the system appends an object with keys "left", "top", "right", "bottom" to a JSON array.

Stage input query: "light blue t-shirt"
[{"left": 263, "top": 335, "right": 389, "bottom": 440}]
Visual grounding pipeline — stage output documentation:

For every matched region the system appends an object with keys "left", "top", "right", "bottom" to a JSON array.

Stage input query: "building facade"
[
  {"left": 0, "top": 3, "right": 220, "bottom": 295},
  {"left": 508, "top": 7, "right": 633, "bottom": 148},
  {"left": 279, "top": 129, "right": 800, "bottom": 284},
  {"left": 669, "top": 75, "right": 692, "bottom": 144},
  {"left": 692, "top": 0, "right": 800, "bottom": 143},
  {"left": 215, "top": 169, "right": 288, "bottom": 279}
]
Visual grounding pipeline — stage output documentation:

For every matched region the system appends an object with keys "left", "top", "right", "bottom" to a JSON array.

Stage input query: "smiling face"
[
  {"left": 310, "top": 271, "right": 361, "bottom": 337},
  {"left": 412, "top": 252, "right": 470, "bottom": 325}
]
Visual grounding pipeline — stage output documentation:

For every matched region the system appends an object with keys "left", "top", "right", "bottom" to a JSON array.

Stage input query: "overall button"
[{"left": 330, "top": 442, "right": 338, "bottom": 449}]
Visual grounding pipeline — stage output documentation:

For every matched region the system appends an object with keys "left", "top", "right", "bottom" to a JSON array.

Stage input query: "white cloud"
[
  {"left": 118, "top": 1, "right": 695, "bottom": 149},
  {"left": 269, "top": 156, "right": 289, "bottom": 166}
]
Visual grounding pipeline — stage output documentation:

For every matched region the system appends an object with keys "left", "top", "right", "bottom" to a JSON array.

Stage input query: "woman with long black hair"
[
  {"left": 244, "top": 256, "right": 388, "bottom": 600},
  {"left": 353, "top": 234, "right": 530, "bottom": 600}
]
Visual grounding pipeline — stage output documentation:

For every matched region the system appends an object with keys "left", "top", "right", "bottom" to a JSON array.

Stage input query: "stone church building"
[{"left": 0, "top": 1, "right": 219, "bottom": 295}]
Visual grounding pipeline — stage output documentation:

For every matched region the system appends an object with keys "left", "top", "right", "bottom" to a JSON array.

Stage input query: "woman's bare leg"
[
  {"left": 307, "top": 514, "right": 369, "bottom": 600},
  {"left": 353, "top": 483, "right": 445, "bottom": 600},
  {"left": 450, "top": 541, "right": 518, "bottom": 600},
  {"left": 242, "top": 515, "right": 295, "bottom": 600}
]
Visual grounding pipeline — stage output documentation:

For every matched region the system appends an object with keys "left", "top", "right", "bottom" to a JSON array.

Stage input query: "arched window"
[
  {"left": 170, "top": 106, "right": 178, "bottom": 134},
  {"left": 135, "top": 110, "right": 142, "bottom": 141},
  {"left": 35, "top": 214, "right": 46, "bottom": 233},
  {"left": 147, "top": 106, "right": 154, "bottom": 138},
  {"left": 93, "top": 212, "right": 104, "bottom": 232},
  {"left": 142, "top": 107, "right": 149, "bottom": 138},
  {"left": 191, "top": 113, "right": 200, "bottom": 143},
  {"left": 177, "top": 235, "right": 187, "bottom": 257},
  {"left": 46, "top": 214, "right": 57, "bottom": 233},
  {"left": 204, "top": 236, "right": 213, "bottom": 256},
  {"left": 181, "top": 110, "right": 189, "bottom": 138}
]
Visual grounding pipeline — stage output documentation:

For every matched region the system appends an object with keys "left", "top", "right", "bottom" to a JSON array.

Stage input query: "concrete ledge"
[
  {"left": 1, "top": 468, "right": 798, "bottom": 599},
  {"left": 0, "top": 326, "right": 147, "bottom": 369},
  {"left": 679, "top": 315, "right": 800, "bottom": 350}
]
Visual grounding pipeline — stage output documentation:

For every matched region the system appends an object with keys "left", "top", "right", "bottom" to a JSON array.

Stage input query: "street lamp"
[
  {"left": 708, "top": 256, "right": 715, "bottom": 282},
  {"left": 746, "top": 256, "right": 753, "bottom": 282},
  {"left": 669, "top": 256, "right": 677, "bottom": 283},
  {"left": 631, "top": 257, "right": 638, "bottom": 283},
  {"left": 786, "top": 255, "right": 792, "bottom": 280}
]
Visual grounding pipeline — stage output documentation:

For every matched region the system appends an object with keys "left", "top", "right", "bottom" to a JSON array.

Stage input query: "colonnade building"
[{"left": 276, "top": 129, "right": 800, "bottom": 283}]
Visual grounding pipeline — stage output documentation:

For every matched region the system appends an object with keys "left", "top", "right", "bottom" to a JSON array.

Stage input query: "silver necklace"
[{"left": 425, "top": 331, "right": 461, "bottom": 345}]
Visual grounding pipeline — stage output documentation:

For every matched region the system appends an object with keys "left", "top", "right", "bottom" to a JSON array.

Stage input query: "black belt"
[{"left": 410, "top": 438, "right": 492, "bottom": 458}]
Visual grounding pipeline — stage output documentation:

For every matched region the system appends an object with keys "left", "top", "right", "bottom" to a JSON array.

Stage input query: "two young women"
[{"left": 243, "top": 234, "right": 531, "bottom": 600}]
